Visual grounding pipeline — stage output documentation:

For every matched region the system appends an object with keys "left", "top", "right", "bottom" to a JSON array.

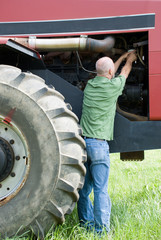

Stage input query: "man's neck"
[{"left": 97, "top": 74, "right": 111, "bottom": 79}]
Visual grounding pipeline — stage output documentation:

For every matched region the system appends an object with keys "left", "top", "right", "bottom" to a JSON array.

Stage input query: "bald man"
[{"left": 77, "top": 51, "right": 137, "bottom": 234}]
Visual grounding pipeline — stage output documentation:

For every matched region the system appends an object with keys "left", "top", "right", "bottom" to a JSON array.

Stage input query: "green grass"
[{"left": 5, "top": 150, "right": 161, "bottom": 240}]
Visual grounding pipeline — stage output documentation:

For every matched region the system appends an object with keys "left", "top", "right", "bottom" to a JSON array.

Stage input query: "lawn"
[{"left": 5, "top": 150, "right": 161, "bottom": 240}]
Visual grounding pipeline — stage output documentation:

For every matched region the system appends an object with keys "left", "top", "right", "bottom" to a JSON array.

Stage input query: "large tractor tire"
[{"left": 0, "top": 65, "right": 86, "bottom": 238}]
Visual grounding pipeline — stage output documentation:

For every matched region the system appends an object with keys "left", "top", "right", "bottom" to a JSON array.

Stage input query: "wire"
[
  {"left": 76, "top": 51, "right": 97, "bottom": 74},
  {"left": 137, "top": 47, "right": 145, "bottom": 66}
]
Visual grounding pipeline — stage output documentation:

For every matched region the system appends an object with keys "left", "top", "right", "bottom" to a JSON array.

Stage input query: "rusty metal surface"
[{"left": 0, "top": 174, "right": 29, "bottom": 207}]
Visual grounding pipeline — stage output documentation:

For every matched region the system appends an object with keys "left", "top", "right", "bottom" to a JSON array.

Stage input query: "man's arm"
[
  {"left": 114, "top": 52, "right": 130, "bottom": 74},
  {"left": 120, "top": 51, "right": 137, "bottom": 79}
]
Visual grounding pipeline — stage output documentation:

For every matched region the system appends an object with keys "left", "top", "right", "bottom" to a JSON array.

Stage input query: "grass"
[{"left": 4, "top": 150, "right": 161, "bottom": 240}]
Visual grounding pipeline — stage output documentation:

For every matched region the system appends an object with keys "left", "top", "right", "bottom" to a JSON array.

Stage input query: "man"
[{"left": 77, "top": 51, "right": 137, "bottom": 234}]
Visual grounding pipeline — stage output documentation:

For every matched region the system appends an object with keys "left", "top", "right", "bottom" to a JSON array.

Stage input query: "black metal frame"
[{"left": 0, "top": 14, "right": 155, "bottom": 36}]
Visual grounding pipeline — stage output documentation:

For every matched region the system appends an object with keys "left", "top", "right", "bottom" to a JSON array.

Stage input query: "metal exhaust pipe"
[
  {"left": 28, "top": 36, "right": 115, "bottom": 52},
  {"left": 0, "top": 36, "right": 115, "bottom": 52}
]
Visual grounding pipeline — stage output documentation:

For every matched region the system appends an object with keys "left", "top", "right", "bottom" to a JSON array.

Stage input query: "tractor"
[{"left": 0, "top": 0, "right": 161, "bottom": 237}]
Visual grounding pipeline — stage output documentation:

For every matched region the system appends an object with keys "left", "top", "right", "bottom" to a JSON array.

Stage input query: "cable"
[
  {"left": 76, "top": 51, "right": 97, "bottom": 74},
  {"left": 137, "top": 47, "right": 145, "bottom": 66}
]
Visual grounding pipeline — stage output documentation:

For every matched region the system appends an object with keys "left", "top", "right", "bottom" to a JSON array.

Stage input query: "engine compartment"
[{"left": 43, "top": 32, "right": 149, "bottom": 120}]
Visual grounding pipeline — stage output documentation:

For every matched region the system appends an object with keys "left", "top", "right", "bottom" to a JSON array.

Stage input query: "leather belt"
[{"left": 84, "top": 137, "right": 106, "bottom": 141}]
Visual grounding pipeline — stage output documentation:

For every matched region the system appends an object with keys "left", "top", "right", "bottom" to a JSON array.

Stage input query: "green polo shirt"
[{"left": 80, "top": 75, "right": 126, "bottom": 141}]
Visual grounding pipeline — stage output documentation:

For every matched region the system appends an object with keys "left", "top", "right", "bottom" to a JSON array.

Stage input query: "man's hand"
[
  {"left": 127, "top": 51, "right": 137, "bottom": 63},
  {"left": 114, "top": 51, "right": 129, "bottom": 74},
  {"left": 120, "top": 51, "right": 137, "bottom": 79},
  {"left": 120, "top": 52, "right": 131, "bottom": 61},
  {"left": 114, "top": 50, "right": 137, "bottom": 75}
]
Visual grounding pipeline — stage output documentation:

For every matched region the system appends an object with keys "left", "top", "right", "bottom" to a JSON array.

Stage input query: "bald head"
[{"left": 96, "top": 57, "right": 114, "bottom": 78}]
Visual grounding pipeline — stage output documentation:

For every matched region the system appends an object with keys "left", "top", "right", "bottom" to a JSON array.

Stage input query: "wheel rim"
[{"left": 0, "top": 115, "right": 30, "bottom": 205}]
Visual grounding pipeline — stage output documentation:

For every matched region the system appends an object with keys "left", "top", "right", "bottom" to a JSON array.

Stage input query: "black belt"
[{"left": 84, "top": 137, "right": 106, "bottom": 141}]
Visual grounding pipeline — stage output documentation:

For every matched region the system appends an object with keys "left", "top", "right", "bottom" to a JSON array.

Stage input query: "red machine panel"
[
  {"left": 0, "top": 0, "right": 154, "bottom": 23},
  {"left": 149, "top": 51, "right": 161, "bottom": 75},
  {"left": 149, "top": 74, "right": 161, "bottom": 120}
]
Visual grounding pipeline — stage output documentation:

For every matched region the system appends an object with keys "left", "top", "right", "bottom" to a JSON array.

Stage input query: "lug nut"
[
  {"left": 9, "top": 139, "right": 14, "bottom": 144},
  {"left": 11, "top": 172, "right": 16, "bottom": 177},
  {"left": 16, "top": 156, "right": 20, "bottom": 161}
]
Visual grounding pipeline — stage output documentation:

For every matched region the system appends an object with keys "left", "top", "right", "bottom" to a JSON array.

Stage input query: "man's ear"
[{"left": 109, "top": 69, "right": 112, "bottom": 76}]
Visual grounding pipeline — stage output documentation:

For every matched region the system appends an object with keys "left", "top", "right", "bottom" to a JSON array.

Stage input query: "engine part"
[
  {"left": 133, "top": 40, "right": 148, "bottom": 47},
  {"left": 0, "top": 36, "right": 115, "bottom": 52},
  {"left": 123, "top": 85, "right": 143, "bottom": 103},
  {"left": 116, "top": 103, "right": 148, "bottom": 121}
]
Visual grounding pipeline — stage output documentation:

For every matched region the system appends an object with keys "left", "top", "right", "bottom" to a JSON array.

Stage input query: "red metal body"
[{"left": 1, "top": 0, "right": 161, "bottom": 120}]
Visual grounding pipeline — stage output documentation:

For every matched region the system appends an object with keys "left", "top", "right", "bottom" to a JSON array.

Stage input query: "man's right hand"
[
  {"left": 120, "top": 51, "right": 137, "bottom": 79},
  {"left": 127, "top": 51, "right": 137, "bottom": 63}
]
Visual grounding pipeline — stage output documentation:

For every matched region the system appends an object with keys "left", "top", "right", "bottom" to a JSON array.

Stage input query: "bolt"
[
  {"left": 9, "top": 139, "right": 14, "bottom": 144},
  {"left": 11, "top": 172, "right": 16, "bottom": 177},
  {"left": 16, "top": 156, "right": 20, "bottom": 161}
]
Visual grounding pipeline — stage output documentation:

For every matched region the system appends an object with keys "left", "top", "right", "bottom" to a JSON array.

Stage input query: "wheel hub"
[
  {"left": 0, "top": 116, "right": 30, "bottom": 205},
  {"left": 0, "top": 144, "right": 6, "bottom": 176},
  {"left": 0, "top": 138, "right": 14, "bottom": 182}
]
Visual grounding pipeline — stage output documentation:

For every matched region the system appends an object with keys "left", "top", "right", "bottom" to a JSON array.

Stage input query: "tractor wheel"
[{"left": 0, "top": 65, "right": 86, "bottom": 238}]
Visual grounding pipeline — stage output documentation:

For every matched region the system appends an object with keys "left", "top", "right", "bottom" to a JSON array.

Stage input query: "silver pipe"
[
  {"left": 28, "top": 36, "right": 115, "bottom": 52},
  {"left": 85, "top": 36, "right": 115, "bottom": 52},
  {"left": 0, "top": 36, "right": 114, "bottom": 52},
  {"left": 28, "top": 37, "right": 87, "bottom": 51}
]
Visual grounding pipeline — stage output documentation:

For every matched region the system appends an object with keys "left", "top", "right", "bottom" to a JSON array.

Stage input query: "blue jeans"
[{"left": 77, "top": 138, "right": 111, "bottom": 233}]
